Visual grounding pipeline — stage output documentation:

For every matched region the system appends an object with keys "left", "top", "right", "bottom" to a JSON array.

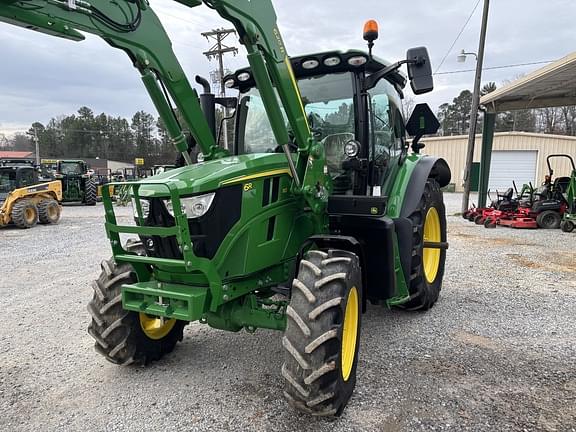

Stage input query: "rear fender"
[{"left": 396, "top": 156, "right": 451, "bottom": 218}]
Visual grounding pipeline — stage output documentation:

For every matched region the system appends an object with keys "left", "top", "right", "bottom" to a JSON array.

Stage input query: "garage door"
[{"left": 488, "top": 151, "right": 537, "bottom": 192}]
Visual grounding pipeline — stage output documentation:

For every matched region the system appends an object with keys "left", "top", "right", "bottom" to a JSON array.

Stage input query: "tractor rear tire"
[
  {"left": 38, "top": 199, "right": 61, "bottom": 224},
  {"left": 402, "top": 179, "right": 447, "bottom": 311},
  {"left": 87, "top": 242, "right": 186, "bottom": 365},
  {"left": 561, "top": 220, "right": 574, "bottom": 232},
  {"left": 282, "top": 249, "right": 362, "bottom": 417},
  {"left": 11, "top": 199, "right": 38, "bottom": 229},
  {"left": 84, "top": 179, "right": 97, "bottom": 206},
  {"left": 536, "top": 210, "right": 561, "bottom": 229}
]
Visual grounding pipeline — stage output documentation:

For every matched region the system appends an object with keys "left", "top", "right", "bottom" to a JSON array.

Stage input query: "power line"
[
  {"left": 156, "top": 9, "right": 205, "bottom": 27},
  {"left": 434, "top": 59, "right": 556, "bottom": 75},
  {"left": 202, "top": 28, "right": 238, "bottom": 150},
  {"left": 434, "top": 0, "right": 482, "bottom": 74}
]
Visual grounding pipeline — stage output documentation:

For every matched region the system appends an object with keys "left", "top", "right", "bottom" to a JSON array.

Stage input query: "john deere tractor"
[
  {"left": 1, "top": 0, "right": 450, "bottom": 416},
  {"left": 54, "top": 159, "right": 97, "bottom": 205}
]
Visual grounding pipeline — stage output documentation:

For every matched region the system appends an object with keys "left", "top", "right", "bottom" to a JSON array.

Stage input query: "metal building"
[{"left": 423, "top": 132, "right": 576, "bottom": 192}]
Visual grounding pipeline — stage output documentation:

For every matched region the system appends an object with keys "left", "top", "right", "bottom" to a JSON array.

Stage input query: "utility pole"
[
  {"left": 33, "top": 127, "right": 40, "bottom": 166},
  {"left": 202, "top": 28, "right": 238, "bottom": 150},
  {"left": 461, "top": 0, "right": 490, "bottom": 214}
]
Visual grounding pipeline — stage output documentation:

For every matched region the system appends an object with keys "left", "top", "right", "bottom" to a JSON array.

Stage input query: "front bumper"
[{"left": 102, "top": 181, "right": 224, "bottom": 317}]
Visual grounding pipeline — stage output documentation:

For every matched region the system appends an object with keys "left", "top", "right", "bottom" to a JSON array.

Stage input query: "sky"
[{"left": 1, "top": 0, "right": 575, "bottom": 138}]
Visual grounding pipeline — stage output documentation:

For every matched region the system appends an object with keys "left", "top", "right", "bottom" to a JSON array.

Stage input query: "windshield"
[
  {"left": 0, "top": 168, "right": 16, "bottom": 194},
  {"left": 59, "top": 162, "right": 84, "bottom": 175},
  {"left": 239, "top": 72, "right": 355, "bottom": 155}
]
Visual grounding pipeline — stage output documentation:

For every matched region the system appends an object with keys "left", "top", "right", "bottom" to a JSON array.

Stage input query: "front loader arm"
[
  {"left": 201, "top": 0, "right": 330, "bottom": 217},
  {"left": 0, "top": 0, "right": 219, "bottom": 161},
  {"left": 1, "top": 0, "right": 330, "bottom": 221}
]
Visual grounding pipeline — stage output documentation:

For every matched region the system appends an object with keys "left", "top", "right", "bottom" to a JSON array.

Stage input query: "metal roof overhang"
[{"left": 479, "top": 52, "right": 576, "bottom": 112}]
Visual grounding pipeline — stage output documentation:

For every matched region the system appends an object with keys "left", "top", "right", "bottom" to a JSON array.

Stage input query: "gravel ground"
[{"left": 0, "top": 194, "right": 575, "bottom": 432}]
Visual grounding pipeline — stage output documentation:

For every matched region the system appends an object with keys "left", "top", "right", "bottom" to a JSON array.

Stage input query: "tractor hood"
[{"left": 137, "top": 153, "right": 292, "bottom": 197}]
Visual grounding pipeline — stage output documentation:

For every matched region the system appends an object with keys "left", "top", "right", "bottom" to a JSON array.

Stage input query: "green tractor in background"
[
  {"left": 1, "top": 0, "right": 450, "bottom": 416},
  {"left": 54, "top": 159, "right": 96, "bottom": 206}
]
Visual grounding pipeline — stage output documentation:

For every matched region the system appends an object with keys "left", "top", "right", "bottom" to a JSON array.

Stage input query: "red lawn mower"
[
  {"left": 463, "top": 185, "right": 520, "bottom": 223},
  {"left": 484, "top": 155, "right": 573, "bottom": 229}
]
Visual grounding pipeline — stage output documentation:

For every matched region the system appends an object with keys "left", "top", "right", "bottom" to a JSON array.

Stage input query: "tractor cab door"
[
  {"left": 236, "top": 72, "right": 361, "bottom": 196},
  {"left": 366, "top": 78, "right": 406, "bottom": 196},
  {"left": 298, "top": 72, "right": 357, "bottom": 196}
]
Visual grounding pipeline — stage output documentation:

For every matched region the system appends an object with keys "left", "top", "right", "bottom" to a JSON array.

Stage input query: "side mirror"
[
  {"left": 406, "top": 47, "right": 433, "bottom": 95},
  {"left": 406, "top": 103, "right": 439, "bottom": 153}
]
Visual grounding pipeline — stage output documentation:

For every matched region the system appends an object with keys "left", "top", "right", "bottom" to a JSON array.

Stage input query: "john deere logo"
[{"left": 370, "top": 207, "right": 378, "bottom": 215}]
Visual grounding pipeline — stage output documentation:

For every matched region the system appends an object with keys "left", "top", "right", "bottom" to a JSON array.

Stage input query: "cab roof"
[{"left": 224, "top": 50, "right": 407, "bottom": 93}]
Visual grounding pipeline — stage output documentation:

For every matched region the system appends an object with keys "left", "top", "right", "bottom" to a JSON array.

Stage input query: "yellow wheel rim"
[
  {"left": 139, "top": 313, "right": 176, "bottom": 340},
  {"left": 48, "top": 205, "right": 58, "bottom": 219},
  {"left": 423, "top": 207, "right": 441, "bottom": 284},
  {"left": 25, "top": 207, "right": 36, "bottom": 224},
  {"left": 341, "top": 286, "right": 359, "bottom": 382}
]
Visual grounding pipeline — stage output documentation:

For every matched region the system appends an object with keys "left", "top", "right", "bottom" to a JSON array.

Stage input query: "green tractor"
[
  {"left": 560, "top": 158, "right": 576, "bottom": 233},
  {"left": 1, "top": 0, "right": 450, "bottom": 416},
  {"left": 53, "top": 159, "right": 97, "bottom": 206}
]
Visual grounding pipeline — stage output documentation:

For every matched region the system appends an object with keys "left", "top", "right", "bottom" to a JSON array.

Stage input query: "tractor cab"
[
  {"left": 0, "top": 166, "right": 38, "bottom": 202},
  {"left": 56, "top": 160, "right": 89, "bottom": 177},
  {"left": 226, "top": 49, "right": 442, "bottom": 199},
  {"left": 0, "top": 158, "right": 35, "bottom": 168}
]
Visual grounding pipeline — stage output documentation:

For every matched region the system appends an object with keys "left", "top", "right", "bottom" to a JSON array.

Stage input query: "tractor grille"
[{"left": 139, "top": 185, "right": 242, "bottom": 260}]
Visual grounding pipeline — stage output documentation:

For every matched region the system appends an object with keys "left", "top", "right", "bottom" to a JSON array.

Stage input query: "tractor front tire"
[
  {"left": 282, "top": 249, "right": 362, "bottom": 417},
  {"left": 11, "top": 199, "right": 38, "bottom": 228},
  {"left": 560, "top": 220, "right": 574, "bottom": 233},
  {"left": 38, "top": 199, "right": 61, "bottom": 224},
  {"left": 402, "top": 179, "right": 447, "bottom": 311},
  {"left": 87, "top": 242, "right": 186, "bottom": 365},
  {"left": 536, "top": 210, "right": 561, "bottom": 229},
  {"left": 84, "top": 179, "right": 97, "bottom": 206}
]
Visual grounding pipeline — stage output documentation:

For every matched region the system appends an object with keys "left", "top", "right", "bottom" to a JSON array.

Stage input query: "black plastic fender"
[{"left": 400, "top": 156, "right": 451, "bottom": 218}]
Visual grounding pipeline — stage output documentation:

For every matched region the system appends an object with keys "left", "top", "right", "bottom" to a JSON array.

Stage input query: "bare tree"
[{"left": 401, "top": 96, "right": 416, "bottom": 121}]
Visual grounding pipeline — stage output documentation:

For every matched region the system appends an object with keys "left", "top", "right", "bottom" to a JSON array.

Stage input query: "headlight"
[
  {"left": 131, "top": 197, "right": 150, "bottom": 219},
  {"left": 165, "top": 193, "right": 216, "bottom": 219},
  {"left": 348, "top": 56, "right": 367, "bottom": 66},
  {"left": 301, "top": 59, "right": 320, "bottom": 70},
  {"left": 323, "top": 56, "right": 341, "bottom": 67},
  {"left": 237, "top": 72, "right": 251, "bottom": 82},
  {"left": 344, "top": 140, "right": 360, "bottom": 158}
]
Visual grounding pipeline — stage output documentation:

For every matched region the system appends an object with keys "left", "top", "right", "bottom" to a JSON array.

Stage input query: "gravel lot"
[{"left": 1, "top": 193, "right": 575, "bottom": 432}]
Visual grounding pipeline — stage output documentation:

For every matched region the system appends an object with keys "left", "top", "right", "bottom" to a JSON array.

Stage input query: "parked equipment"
[
  {"left": 464, "top": 182, "right": 528, "bottom": 224},
  {"left": 0, "top": 164, "right": 62, "bottom": 228},
  {"left": 469, "top": 155, "right": 573, "bottom": 230},
  {"left": 560, "top": 157, "right": 576, "bottom": 233},
  {"left": 54, "top": 160, "right": 97, "bottom": 205},
  {"left": 1, "top": 0, "right": 451, "bottom": 416}
]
